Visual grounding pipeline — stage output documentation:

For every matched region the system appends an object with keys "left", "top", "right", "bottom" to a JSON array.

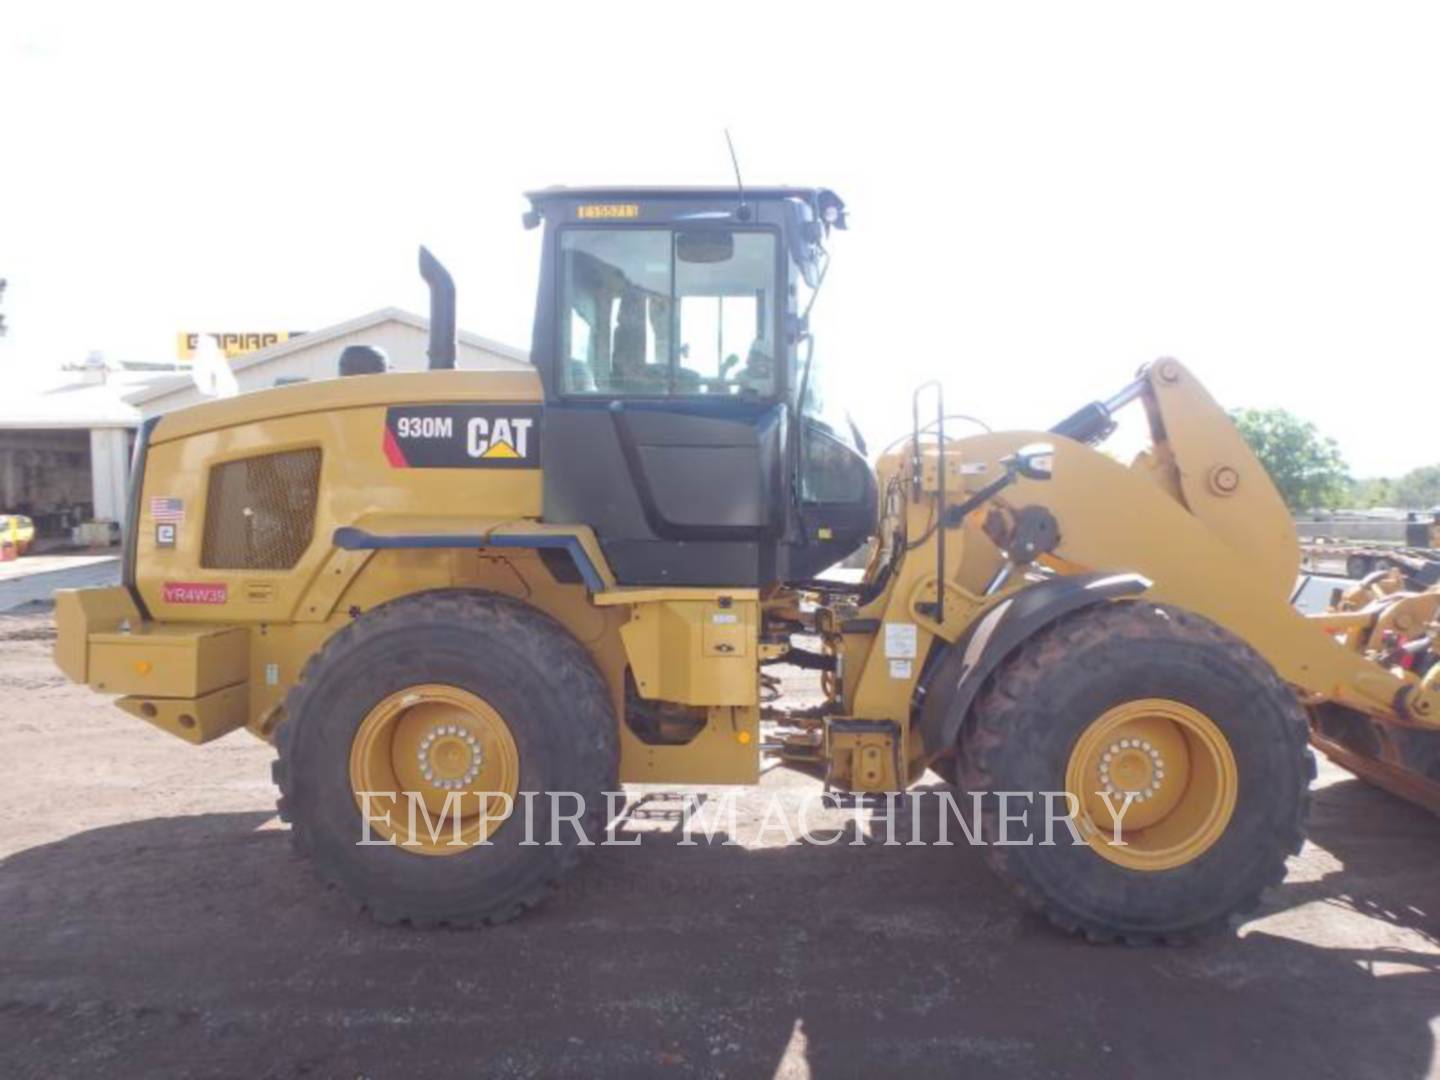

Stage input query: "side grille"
[{"left": 201, "top": 448, "right": 322, "bottom": 570}]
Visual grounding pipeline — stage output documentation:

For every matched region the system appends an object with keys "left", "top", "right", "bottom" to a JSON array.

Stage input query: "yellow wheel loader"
[{"left": 53, "top": 186, "right": 1440, "bottom": 941}]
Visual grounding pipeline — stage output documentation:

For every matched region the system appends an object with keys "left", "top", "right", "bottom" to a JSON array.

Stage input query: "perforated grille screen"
[{"left": 201, "top": 448, "right": 322, "bottom": 570}]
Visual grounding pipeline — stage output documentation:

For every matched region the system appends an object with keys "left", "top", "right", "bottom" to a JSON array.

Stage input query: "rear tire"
[
  {"left": 273, "top": 589, "right": 618, "bottom": 927},
  {"left": 958, "top": 602, "right": 1312, "bottom": 944}
]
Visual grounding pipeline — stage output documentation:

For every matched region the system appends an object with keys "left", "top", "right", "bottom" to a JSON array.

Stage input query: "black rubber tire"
[
  {"left": 273, "top": 589, "right": 618, "bottom": 927},
  {"left": 958, "top": 601, "right": 1313, "bottom": 944}
]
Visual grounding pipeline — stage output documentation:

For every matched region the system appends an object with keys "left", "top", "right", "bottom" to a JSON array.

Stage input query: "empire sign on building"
[{"left": 0, "top": 309, "right": 528, "bottom": 543}]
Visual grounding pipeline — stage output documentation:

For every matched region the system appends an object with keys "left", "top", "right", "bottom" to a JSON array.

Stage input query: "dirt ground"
[{"left": 1, "top": 604, "right": 1438, "bottom": 1079}]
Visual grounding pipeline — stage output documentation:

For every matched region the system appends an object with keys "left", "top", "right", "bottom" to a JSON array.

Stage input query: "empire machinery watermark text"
[{"left": 354, "top": 790, "right": 1140, "bottom": 850}]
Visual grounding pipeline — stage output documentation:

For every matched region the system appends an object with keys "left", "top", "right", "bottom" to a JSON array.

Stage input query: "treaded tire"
[
  {"left": 958, "top": 601, "right": 1313, "bottom": 944},
  {"left": 272, "top": 589, "right": 618, "bottom": 927}
]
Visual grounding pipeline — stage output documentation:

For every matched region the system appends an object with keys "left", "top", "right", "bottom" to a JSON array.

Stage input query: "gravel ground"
[{"left": 1, "top": 605, "right": 1437, "bottom": 1079}]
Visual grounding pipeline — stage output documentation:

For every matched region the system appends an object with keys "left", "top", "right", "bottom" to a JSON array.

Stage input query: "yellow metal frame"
[
  {"left": 117, "top": 683, "right": 249, "bottom": 745},
  {"left": 52, "top": 356, "right": 1440, "bottom": 804},
  {"left": 54, "top": 587, "right": 250, "bottom": 745},
  {"left": 837, "top": 359, "right": 1439, "bottom": 751}
]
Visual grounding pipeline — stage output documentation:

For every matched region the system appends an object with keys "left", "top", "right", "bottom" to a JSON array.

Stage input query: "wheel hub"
[
  {"left": 348, "top": 684, "right": 520, "bottom": 856},
  {"left": 1098, "top": 738, "right": 1166, "bottom": 802},
  {"left": 1065, "top": 698, "right": 1238, "bottom": 871},
  {"left": 419, "top": 724, "right": 484, "bottom": 790}
]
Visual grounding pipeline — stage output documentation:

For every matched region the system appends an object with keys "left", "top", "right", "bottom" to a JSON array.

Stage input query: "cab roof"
[
  {"left": 526, "top": 184, "right": 836, "bottom": 202},
  {"left": 523, "top": 185, "right": 847, "bottom": 230}
]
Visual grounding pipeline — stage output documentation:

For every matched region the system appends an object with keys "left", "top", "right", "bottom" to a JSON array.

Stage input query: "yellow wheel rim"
[
  {"left": 1064, "top": 698, "right": 1237, "bottom": 871},
  {"left": 348, "top": 683, "right": 520, "bottom": 857}
]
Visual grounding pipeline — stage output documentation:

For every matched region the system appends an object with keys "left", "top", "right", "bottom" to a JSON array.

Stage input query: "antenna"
[{"left": 725, "top": 129, "right": 750, "bottom": 220}]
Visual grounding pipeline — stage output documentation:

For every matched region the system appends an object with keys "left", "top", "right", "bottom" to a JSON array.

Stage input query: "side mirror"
[{"left": 1009, "top": 443, "right": 1055, "bottom": 481}]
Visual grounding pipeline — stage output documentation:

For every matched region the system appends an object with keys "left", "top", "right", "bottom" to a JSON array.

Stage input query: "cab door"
[{"left": 539, "top": 224, "right": 791, "bottom": 587}]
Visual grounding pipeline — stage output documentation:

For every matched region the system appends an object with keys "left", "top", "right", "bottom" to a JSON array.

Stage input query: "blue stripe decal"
[{"left": 331, "top": 527, "right": 606, "bottom": 592}]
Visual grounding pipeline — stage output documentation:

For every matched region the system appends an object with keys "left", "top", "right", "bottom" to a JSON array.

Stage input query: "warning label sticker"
[
  {"left": 383, "top": 405, "right": 542, "bottom": 469},
  {"left": 884, "top": 622, "right": 918, "bottom": 660}
]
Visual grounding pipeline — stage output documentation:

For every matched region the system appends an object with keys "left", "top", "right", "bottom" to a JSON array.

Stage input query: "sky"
[{"left": 2, "top": 1, "right": 1438, "bottom": 477}]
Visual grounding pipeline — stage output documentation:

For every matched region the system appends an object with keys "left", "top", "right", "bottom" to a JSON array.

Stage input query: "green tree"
[
  {"left": 1393, "top": 464, "right": 1440, "bottom": 509},
  {"left": 1229, "top": 407, "right": 1350, "bottom": 511},
  {"left": 1348, "top": 475, "right": 1394, "bottom": 509}
]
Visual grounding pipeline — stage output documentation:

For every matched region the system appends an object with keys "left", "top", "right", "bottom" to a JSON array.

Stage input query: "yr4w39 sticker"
[{"left": 383, "top": 405, "right": 542, "bottom": 469}]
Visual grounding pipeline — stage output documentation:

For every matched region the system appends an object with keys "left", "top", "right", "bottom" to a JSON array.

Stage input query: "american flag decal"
[{"left": 150, "top": 497, "right": 185, "bottom": 523}]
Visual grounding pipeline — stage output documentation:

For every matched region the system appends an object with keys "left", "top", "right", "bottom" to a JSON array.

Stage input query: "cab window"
[{"left": 560, "top": 228, "right": 778, "bottom": 397}]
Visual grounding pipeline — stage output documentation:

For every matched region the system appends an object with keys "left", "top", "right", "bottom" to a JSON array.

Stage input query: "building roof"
[
  {"left": 0, "top": 374, "right": 148, "bottom": 430},
  {"left": 125, "top": 307, "right": 530, "bottom": 406}
]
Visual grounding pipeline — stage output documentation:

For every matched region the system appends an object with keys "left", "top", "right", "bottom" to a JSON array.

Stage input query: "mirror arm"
[
  {"left": 939, "top": 443, "right": 1054, "bottom": 528},
  {"left": 942, "top": 470, "right": 1018, "bottom": 529}
]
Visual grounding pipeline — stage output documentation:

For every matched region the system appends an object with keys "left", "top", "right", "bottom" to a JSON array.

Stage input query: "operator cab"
[{"left": 525, "top": 186, "right": 875, "bottom": 587}]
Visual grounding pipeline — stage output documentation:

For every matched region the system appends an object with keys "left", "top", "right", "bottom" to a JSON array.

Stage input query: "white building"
[
  {"left": 0, "top": 374, "right": 147, "bottom": 539},
  {"left": 130, "top": 307, "right": 529, "bottom": 414},
  {"left": 0, "top": 309, "right": 529, "bottom": 543}
]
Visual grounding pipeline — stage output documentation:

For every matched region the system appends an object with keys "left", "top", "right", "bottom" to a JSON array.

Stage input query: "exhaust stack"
[{"left": 419, "top": 245, "right": 456, "bottom": 370}]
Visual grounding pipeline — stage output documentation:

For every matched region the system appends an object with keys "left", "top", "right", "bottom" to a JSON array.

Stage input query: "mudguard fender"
[{"left": 917, "top": 572, "right": 1150, "bottom": 757}]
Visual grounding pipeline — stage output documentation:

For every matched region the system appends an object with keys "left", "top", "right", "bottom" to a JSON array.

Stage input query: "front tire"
[
  {"left": 274, "top": 589, "right": 618, "bottom": 927},
  {"left": 959, "top": 602, "right": 1312, "bottom": 943}
]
